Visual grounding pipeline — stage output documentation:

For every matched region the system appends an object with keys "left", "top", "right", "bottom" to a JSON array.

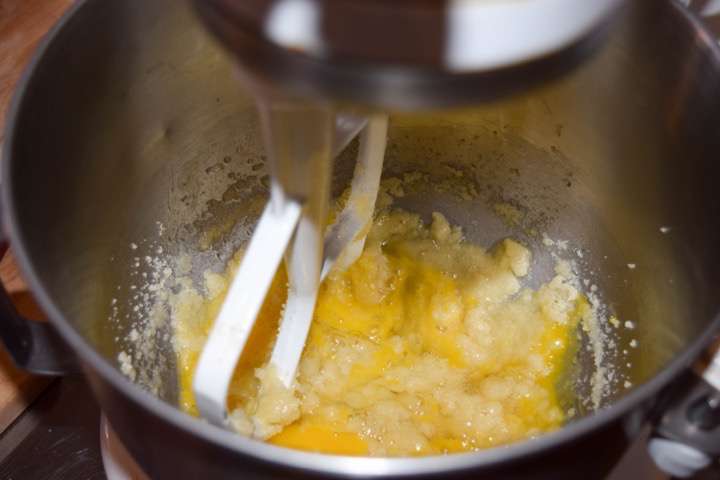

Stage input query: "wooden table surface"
[{"left": 0, "top": 0, "right": 74, "bottom": 432}]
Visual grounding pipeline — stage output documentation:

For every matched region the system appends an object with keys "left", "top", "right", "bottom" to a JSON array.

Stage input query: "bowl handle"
[{"left": 0, "top": 240, "right": 78, "bottom": 376}]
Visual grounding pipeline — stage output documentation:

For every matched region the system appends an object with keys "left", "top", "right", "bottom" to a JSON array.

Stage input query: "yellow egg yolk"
[{"left": 174, "top": 210, "right": 586, "bottom": 456}]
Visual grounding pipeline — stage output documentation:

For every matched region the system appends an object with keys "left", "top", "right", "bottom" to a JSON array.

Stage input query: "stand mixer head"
[
  {"left": 189, "top": 0, "right": 624, "bottom": 431},
  {"left": 192, "top": 0, "right": 623, "bottom": 109}
]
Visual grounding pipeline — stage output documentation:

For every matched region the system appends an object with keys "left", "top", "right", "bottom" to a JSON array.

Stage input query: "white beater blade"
[
  {"left": 270, "top": 114, "right": 388, "bottom": 388},
  {"left": 322, "top": 114, "right": 388, "bottom": 278},
  {"left": 193, "top": 193, "right": 301, "bottom": 427},
  {"left": 268, "top": 209, "right": 324, "bottom": 387},
  {"left": 333, "top": 114, "right": 366, "bottom": 155}
]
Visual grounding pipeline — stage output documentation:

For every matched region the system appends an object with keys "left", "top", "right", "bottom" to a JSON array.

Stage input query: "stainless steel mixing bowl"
[{"left": 3, "top": 0, "right": 720, "bottom": 478}]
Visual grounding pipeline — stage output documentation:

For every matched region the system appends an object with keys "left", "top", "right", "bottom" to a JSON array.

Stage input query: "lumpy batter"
[{"left": 173, "top": 209, "right": 588, "bottom": 456}]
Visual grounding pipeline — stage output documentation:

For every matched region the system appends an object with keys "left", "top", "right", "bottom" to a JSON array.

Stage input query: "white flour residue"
[
  {"left": 112, "top": 225, "right": 178, "bottom": 396},
  {"left": 541, "top": 232, "right": 636, "bottom": 410}
]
